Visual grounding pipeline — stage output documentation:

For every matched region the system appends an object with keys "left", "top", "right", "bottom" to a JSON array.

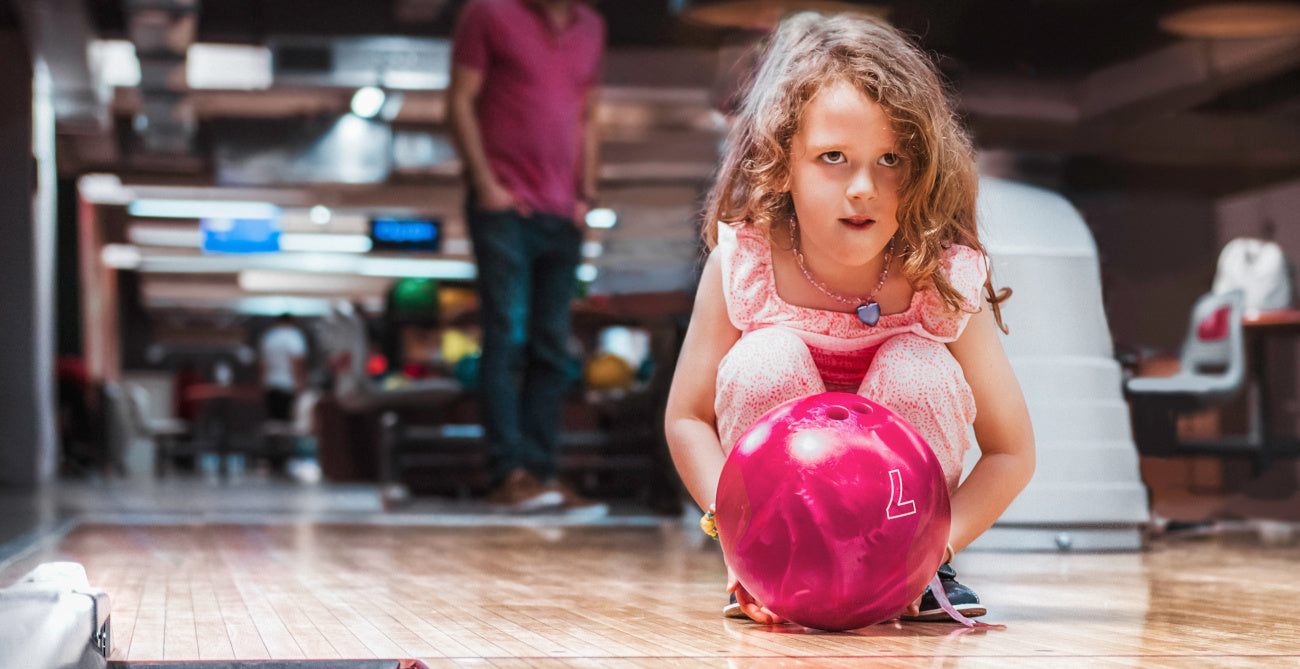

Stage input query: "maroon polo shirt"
[{"left": 452, "top": 0, "right": 605, "bottom": 219}]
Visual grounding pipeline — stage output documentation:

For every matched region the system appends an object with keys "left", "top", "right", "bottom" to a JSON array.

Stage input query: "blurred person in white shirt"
[{"left": 259, "top": 313, "right": 308, "bottom": 421}]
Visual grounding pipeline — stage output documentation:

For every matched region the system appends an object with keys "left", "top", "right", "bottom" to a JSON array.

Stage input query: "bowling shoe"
[
  {"left": 488, "top": 469, "right": 563, "bottom": 512},
  {"left": 902, "top": 562, "right": 987, "bottom": 622},
  {"left": 723, "top": 592, "right": 746, "bottom": 619},
  {"left": 543, "top": 479, "right": 610, "bottom": 518}
]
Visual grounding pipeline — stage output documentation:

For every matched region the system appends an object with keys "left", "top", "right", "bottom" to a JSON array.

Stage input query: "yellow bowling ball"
[
  {"left": 441, "top": 329, "right": 481, "bottom": 366},
  {"left": 584, "top": 352, "right": 635, "bottom": 390}
]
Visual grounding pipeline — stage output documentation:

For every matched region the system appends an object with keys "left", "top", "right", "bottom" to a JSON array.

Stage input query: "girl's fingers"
[
  {"left": 732, "top": 582, "right": 785, "bottom": 624},
  {"left": 748, "top": 604, "right": 782, "bottom": 624}
]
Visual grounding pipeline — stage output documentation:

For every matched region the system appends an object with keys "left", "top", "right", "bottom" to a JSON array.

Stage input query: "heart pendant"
[{"left": 856, "top": 302, "right": 881, "bottom": 326}]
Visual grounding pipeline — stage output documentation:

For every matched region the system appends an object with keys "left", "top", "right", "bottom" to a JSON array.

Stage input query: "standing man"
[
  {"left": 259, "top": 313, "right": 308, "bottom": 422},
  {"left": 448, "top": 0, "right": 606, "bottom": 513}
]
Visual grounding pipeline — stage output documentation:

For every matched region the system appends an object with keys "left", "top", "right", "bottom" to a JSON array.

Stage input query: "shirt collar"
[{"left": 520, "top": 0, "right": 580, "bottom": 32}]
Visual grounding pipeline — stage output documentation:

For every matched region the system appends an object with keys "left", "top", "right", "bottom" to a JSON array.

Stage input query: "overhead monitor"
[
  {"left": 200, "top": 215, "right": 281, "bottom": 253},
  {"left": 369, "top": 217, "right": 441, "bottom": 253}
]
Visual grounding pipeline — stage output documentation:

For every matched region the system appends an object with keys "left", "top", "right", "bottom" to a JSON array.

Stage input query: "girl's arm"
[
  {"left": 664, "top": 252, "right": 742, "bottom": 514},
  {"left": 666, "top": 253, "right": 784, "bottom": 624},
  {"left": 945, "top": 300, "right": 1037, "bottom": 555}
]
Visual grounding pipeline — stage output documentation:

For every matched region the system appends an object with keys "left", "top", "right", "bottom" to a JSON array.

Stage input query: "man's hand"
[
  {"left": 480, "top": 179, "right": 529, "bottom": 216},
  {"left": 574, "top": 197, "right": 591, "bottom": 227}
]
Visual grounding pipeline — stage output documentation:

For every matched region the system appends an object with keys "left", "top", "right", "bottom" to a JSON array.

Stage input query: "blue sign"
[
  {"left": 201, "top": 216, "right": 281, "bottom": 253},
  {"left": 370, "top": 218, "right": 441, "bottom": 252}
]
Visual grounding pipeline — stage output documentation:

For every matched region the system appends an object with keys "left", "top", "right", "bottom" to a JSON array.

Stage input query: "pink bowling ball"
[{"left": 716, "top": 392, "right": 950, "bottom": 631}]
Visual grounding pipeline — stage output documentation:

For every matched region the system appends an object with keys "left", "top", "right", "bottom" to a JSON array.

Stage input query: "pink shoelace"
[{"left": 928, "top": 573, "right": 1007, "bottom": 629}]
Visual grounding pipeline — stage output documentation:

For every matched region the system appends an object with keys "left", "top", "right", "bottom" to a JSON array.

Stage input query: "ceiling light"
[
  {"left": 356, "top": 257, "right": 476, "bottom": 279},
  {"left": 133, "top": 251, "right": 478, "bottom": 279},
  {"left": 89, "top": 39, "right": 141, "bottom": 88},
  {"left": 78, "top": 173, "right": 133, "bottom": 204},
  {"left": 673, "top": 0, "right": 887, "bottom": 30},
  {"left": 234, "top": 297, "right": 336, "bottom": 317},
  {"left": 127, "top": 224, "right": 202, "bottom": 247},
  {"left": 278, "top": 233, "right": 373, "bottom": 254},
  {"left": 186, "top": 43, "right": 272, "bottom": 90},
  {"left": 101, "top": 244, "right": 142, "bottom": 269},
  {"left": 1160, "top": 2, "right": 1300, "bottom": 39},
  {"left": 351, "top": 86, "right": 387, "bottom": 119},
  {"left": 238, "top": 270, "right": 392, "bottom": 294},
  {"left": 581, "top": 241, "right": 603, "bottom": 259},
  {"left": 128, "top": 199, "right": 280, "bottom": 219},
  {"left": 139, "top": 252, "right": 354, "bottom": 275},
  {"left": 309, "top": 205, "right": 332, "bottom": 225},
  {"left": 585, "top": 207, "right": 618, "bottom": 229},
  {"left": 576, "top": 264, "right": 599, "bottom": 282}
]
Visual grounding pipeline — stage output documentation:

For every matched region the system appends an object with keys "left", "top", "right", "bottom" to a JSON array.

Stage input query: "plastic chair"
[
  {"left": 110, "top": 382, "right": 191, "bottom": 475},
  {"left": 1125, "top": 290, "right": 1246, "bottom": 456}
]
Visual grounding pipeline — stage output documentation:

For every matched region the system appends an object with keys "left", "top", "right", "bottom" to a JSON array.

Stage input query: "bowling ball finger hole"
[
  {"left": 851, "top": 403, "right": 872, "bottom": 414},
  {"left": 826, "top": 406, "right": 850, "bottom": 421}
]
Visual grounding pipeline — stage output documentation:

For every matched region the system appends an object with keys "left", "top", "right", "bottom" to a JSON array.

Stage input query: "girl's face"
[{"left": 787, "top": 79, "right": 902, "bottom": 274}]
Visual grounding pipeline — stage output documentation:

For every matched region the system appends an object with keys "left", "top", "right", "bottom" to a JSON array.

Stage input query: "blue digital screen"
[
  {"left": 370, "top": 218, "right": 441, "bottom": 252},
  {"left": 200, "top": 216, "right": 281, "bottom": 253}
]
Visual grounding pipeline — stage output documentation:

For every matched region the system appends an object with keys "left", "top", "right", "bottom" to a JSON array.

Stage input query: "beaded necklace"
[{"left": 789, "top": 218, "right": 894, "bottom": 326}]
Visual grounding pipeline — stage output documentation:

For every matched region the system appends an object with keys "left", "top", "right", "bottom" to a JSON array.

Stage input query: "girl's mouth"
[{"left": 840, "top": 216, "right": 874, "bottom": 228}]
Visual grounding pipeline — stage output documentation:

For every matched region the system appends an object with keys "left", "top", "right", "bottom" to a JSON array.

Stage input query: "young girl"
[{"left": 665, "top": 12, "right": 1035, "bottom": 624}]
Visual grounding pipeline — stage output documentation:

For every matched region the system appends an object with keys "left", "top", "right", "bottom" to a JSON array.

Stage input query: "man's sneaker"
[
  {"left": 543, "top": 479, "right": 610, "bottom": 518},
  {"left": 488, "top": 469, "right": 563, "bottom": 512},
  {"left": 902, "top": 562, "right": 987, "bottom": 622},
  {"left": 723, "top": 592, "right": 747, "bottom": 619}
]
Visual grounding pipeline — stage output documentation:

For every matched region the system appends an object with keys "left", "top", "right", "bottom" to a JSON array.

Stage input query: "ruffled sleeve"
[
  {"left": 715, "top": 222, "right": 769, "bottom": 331},
  {"left": 914, "top": 244, "right": 988, "bottom": 341}
]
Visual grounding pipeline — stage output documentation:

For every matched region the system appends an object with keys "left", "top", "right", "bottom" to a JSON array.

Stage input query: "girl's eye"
[
  {"left": 820, "top": 151, "right": 846, "bottom": 165},
  {"left": 878, "top": 152, "right": 901, "bottom": 168}
]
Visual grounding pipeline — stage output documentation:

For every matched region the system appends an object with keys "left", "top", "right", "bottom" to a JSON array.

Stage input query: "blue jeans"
[{"left": 467, "top": 206, "right": 582, "bottom": 484}]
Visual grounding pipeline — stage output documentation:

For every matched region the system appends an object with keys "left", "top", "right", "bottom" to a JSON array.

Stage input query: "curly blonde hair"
[{"left": 702, "top": 11, "right": 1010, "bottom": 330}]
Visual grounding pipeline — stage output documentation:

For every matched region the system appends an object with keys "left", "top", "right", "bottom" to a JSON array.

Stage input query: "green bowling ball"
[{"left": 389, "top": 277, "right": 440, "bottom": 323}]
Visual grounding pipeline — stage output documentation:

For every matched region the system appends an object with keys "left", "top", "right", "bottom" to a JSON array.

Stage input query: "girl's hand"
[
  {"left": 902, "top": 592, "right": 922, "bottom": 618},
  {"left": 727, "top": 568, "right": 784, "bottom": 624}
]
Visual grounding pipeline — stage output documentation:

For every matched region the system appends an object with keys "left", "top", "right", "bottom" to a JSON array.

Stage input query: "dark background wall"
[
  {"left": 1079, "top": 190, "right": 1221, "bottom": 356},
  {"left": 0, "top": 27, "right": 46, "bottom": 486}
]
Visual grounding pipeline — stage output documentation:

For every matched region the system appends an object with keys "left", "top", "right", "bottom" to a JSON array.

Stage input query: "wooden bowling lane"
[{"left": 4, "top": 522, "right": 1299, "bottom": 666}]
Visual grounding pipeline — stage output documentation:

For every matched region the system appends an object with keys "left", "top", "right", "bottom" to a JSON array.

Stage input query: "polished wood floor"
[{"left": 5, "top": 520, "right": 1300, "bottom": 667}]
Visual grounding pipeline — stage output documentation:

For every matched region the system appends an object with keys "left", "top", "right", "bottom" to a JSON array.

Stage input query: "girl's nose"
[{"left": 846, "top": 167, "right": 877, "bottom": 200}]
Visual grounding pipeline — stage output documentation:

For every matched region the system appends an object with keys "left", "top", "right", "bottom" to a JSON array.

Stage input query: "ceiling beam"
[
  {"left": 1079, "top": 35, "right": 1300, "bottom": 121},
  {"left": 126, "top": 0, "right": 199, "bottom": 155}
]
